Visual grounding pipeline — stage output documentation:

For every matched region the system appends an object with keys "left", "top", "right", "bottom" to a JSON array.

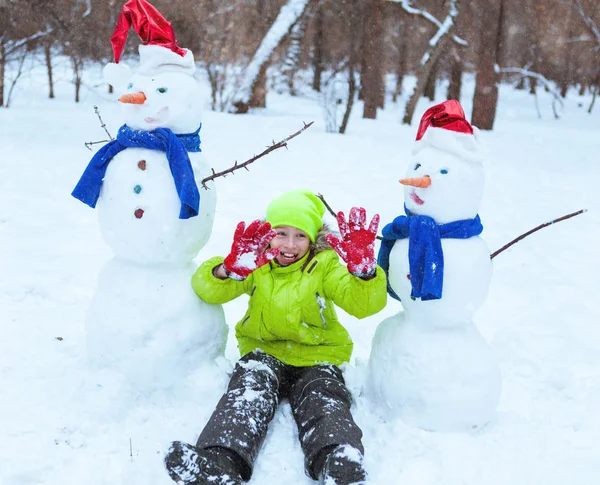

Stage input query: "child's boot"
[
  {"left": 320, "top": 444, "right": 367, "bottom": 485},
  {"left": 164, "top": 441, "right": 245, "bottom": 485}
]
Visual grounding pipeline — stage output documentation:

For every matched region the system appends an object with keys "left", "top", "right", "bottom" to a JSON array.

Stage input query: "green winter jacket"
[{"left": 192, "top": 237, "right": 387, "bottom": 367}]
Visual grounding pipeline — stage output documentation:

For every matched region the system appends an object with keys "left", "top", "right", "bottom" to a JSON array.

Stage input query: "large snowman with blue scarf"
[
  {"left": 71, "top": 0, "right": 226, "bottom": 390},
  {"left": 367, "top": 100, "right": 501, "bottom": 432}
]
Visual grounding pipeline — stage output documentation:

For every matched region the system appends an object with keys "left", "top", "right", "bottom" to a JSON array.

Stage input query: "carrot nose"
[
  {"left": 118, "top": 92, "right": 147, "bottom": 104},
  {"left": 399, "top": 175, "right": 431, "bottom": 188}
]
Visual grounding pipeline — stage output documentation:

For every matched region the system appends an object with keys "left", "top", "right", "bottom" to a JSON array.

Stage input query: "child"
[{"left": 165, "top": 190, "right": 387, "bottom": 485}]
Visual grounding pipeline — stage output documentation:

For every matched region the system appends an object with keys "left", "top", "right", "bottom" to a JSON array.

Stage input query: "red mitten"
[
  {"left": 326, "top": 207, "right": 380, "bottom": 277},
  {"left": 223, "top": 220, "right": 279, "bottom": 280}
]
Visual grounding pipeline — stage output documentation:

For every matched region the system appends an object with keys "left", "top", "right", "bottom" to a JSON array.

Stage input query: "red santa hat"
[
  {"left": 412, "top": 100, "right": 484, "bottom": 163},
  {"left": 104, "top": 0, "right": 195, "bottom": 86}
]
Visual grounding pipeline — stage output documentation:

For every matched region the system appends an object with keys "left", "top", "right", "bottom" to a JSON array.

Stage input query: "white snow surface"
[{"left": 1, "top": 57, "right": 600, "bottom": 485}]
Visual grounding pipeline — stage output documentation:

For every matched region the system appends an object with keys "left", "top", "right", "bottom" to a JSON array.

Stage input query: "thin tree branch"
[
  {"left": 387, "top": 0, "right": 468, "bottom": 46},
  {"left": 491, "top": 209, "right": 587, "bottom": 259},
  {"left": 200, "top": 121, "right": 314, "bottom": 189},
  {"left": 5, "top": 28, "right": 54, "bottom": 56},
  {"left": 84, "top": 105, "right": 114, "bottom": 150},
  {"left": 499, "top": 67, "right": 564, "bottom": 118},
  {"left": 94, "top": 105, "right": 113, "bottom": 140},
  {"left": 317, "top": 193, "right": 337, "bottom": 218}
]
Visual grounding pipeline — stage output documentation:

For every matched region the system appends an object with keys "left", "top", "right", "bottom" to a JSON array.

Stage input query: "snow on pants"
[{"left": 196, "top": 350, "right": 364, "bottom": 480}]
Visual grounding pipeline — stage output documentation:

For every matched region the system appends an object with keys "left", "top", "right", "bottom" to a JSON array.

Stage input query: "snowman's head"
[
  {"left": 402, "top": 147, "right": 484, "bottom": 223},
  {"left": 104, "top": 1, "right": 203, "bottom": 134},
  {"left": 403, "top": 100, "right": 486, "bottom": 223},
  {"left": 118, "top": 68, "right": 203, "bottom": 134}
]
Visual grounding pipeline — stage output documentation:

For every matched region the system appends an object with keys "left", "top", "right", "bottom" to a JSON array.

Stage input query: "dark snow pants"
[{"left": 196, "top": 350, "right": 364, "bottom": 480}]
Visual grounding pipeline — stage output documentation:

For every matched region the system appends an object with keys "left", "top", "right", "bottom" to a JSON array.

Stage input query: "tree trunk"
[
  {"left": 44, "top": 41, "right": 54, "bottom": 99},
  {"left": 447, "top": 53, "right": 462, "bottom": 101},
  {"left": 423, "top": 57, "right": 439, "bottom": 101},
  {"left": 339, "top": 0, "right": 361, "bottom": 134},
  {"left": 393, "top": 24, "right": 407, "bottom": 102},
  {"left": 231, "top": 0, "right": 311, "bottom": 113},
  {"left": 248, "top": 64, "right": 268, "bottom": 108},
  {"left": 311, "top": 2, "right": 324, "bottom": 92},
  {"left": 72, "top": 56, "right": 82, "bottom": 103},
  {"left": 472, "top": 0, "right": 504, "bottom": 130},
  {"left": 0, "top": 41, "right": 5, "bottom": 108},
  {"left": 362, "top": 0, "right": 384, "bottom": 118},
  {"left": 282, "top": 9, "right": 310, "bottom": 96},
  {"left": 402, "top": 0, "right": 460, "bottom": 125}
]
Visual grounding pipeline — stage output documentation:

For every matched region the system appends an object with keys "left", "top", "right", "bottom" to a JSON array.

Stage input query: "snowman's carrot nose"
[
  {"left": 118, "top": 92, "right": 147, "bottom": 104},
  {"left": 399, "top": 175, "right": 431, "bottom": 188}
]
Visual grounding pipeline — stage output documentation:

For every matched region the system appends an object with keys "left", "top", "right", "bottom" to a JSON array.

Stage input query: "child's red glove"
[
  {"left": 326, "top": 207, "right": 380, "bottom": 277},
  {"left": 223, "top": 220, "right": 279, "bottom": 280}
]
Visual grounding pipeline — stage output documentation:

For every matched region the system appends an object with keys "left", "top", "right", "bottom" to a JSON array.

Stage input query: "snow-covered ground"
[{"left": 1, "top": 56, "right": 599, "bottom": 485}]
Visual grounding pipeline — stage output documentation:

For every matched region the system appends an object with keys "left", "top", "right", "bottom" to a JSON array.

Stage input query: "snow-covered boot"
[
  {"left": 164, "top": 441, "right": 245, "bottom": 485},
  {"left": 320, "top": 444, "right": 367, "bottom": 485}
]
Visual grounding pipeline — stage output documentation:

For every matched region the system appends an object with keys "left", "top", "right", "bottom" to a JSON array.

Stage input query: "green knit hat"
[{"left": 266, "top": 190, "right": 326, "bottom": 242}]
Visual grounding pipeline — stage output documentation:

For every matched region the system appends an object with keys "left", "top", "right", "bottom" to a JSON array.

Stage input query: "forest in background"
[{"left": 1, "top": 0, "right": 599, "bottom": 131}]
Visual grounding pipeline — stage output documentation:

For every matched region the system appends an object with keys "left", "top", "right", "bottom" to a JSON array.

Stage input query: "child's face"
[{"left": 270, "top": 225, "right": 311, "bottom": 266}]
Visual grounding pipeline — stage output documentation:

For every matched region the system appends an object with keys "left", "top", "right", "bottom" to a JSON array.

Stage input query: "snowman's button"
[
  {"left": 134, "top": 208, "right": 144, "bottom": 219},
  {"left": 406, "top": 273, "right": 411, "bottom": 280},
  {"left": 410, "top": 296, "right": 416, "bottom": 301},
  {"left": 137, "top": 160, "right": 147, "bottom": 170},
  {"left": 133, "top": 184, "right": 142, "bottom": 194}
]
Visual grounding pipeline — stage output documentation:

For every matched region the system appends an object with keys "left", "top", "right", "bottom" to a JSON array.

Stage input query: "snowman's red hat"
[
  {"left": 413, "top": 100, "right": 484, "bottom": 163},
  {"left": 109, "top": 0, "right": 195, "bottom": 76}
]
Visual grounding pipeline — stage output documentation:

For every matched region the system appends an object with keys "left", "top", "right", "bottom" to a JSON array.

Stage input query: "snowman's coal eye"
[
  {"left": 440, "top": 168, "right": 449, "bottom": 174},
  {"left": 157, "top": 87, "right": 168, "bottom": 94},
  {"left": 414, "top": 163, "right": 421, "bottom": 170},
  {"left": 127, "top": 82, "right": 133, "bottom": 89}
]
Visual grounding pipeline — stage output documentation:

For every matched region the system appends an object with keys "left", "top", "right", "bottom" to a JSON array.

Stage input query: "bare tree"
[
  {"left": 362, "top": 0, "right": 384, "bottom": 118},
  {"left": 471, "top": 0, "right": 505, "bottom": 130},
  {"left": 311, "top": 0, "right": 325, "bottom": 92},
  {"left": 0, "top": 0, "right": 53, "bottom": 108},
  {"left": 230, "top": 0, "right": 312, "bottom": 113},
  {"left": 397, "top": 0, "right": 463, "bottom": 125}
]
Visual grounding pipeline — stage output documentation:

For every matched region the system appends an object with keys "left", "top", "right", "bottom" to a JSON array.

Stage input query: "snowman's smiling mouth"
[
  {"left": 410, "top": 191, "right": 425, "bottom": 205},
  {"left": 144, "top": 106, "right": 169, "bottom": 124}
]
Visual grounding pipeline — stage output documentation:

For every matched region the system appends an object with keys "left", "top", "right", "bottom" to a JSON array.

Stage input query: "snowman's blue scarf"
[
  {"left": 378, "top": 206, "right": 483, "bottom": 301},
  {"left": 71, "top": 124, "right": 202, "bottom": 219}
]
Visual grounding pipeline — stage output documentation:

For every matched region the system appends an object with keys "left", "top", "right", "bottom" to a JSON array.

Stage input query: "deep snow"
[{"left": 1, "top": 55, "right": 599, "bottom": 485}]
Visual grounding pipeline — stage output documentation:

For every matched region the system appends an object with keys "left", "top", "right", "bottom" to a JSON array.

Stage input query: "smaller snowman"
[
  {"left": 367, "top": 100, "right": 501, "bottom": 432},
  {"left": 72, "top": 0, "right": 226, "bottom": 391}
]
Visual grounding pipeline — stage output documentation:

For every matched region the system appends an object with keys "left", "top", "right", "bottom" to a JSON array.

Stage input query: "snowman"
[
  {"left": 367, "top": 100, "right": 501, "bottom": 432},
  {"left": 71, "top": 0, "right": 226, "bottom": 391}
]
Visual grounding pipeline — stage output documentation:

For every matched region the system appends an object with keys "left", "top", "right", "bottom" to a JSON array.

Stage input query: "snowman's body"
[
  {"left": 80, "top": 53, "right": 227, "bottom": 391},
  {"left": 368, "top": 132, "right": 501, "bottom": 432}
]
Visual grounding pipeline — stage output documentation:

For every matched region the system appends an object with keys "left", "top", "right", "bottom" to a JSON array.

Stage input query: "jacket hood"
[{"left": 313, "top": 222, "right": 337, "bottom": 255}]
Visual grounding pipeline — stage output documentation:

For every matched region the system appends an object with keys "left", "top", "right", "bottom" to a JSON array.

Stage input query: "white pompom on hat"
[{"left": 412, "top": 100, "right": 485, "bottom": 164}]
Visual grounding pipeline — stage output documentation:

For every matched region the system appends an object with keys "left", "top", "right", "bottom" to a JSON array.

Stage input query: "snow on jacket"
[{"left": 192, "top": 226, "right": 387, "bottom": 367}]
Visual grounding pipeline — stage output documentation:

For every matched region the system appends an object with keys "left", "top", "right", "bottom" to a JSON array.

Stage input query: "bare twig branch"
[
  {"left": 491, "top": 209, "right": 587, "bottom": 259},
  {"left": 387, "top": 0, "right": 468, "bottom": 46},
  {"left": 316, "top": 193, "right": 337, "bottom": 218},
  {"left": 4, "top": 28, "right": 54, "bottom": 56},
  {"left": 200, "top": 121, "right": 314, "bottom": 189},
  {"left": 499, "top": 67, "right": 564, "bottom": 118},
  {"left": 94, "top": 105, "right": 114, "bottom": 140},
  {"left": 84, "top": 139, "right": 112, "bottom": 151},
  {"left": 84, "top": 106, "right": 114, "bottom": 150}
]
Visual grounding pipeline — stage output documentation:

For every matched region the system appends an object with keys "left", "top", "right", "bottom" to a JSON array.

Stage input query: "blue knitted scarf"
[
  {"left": 378, "top": 206, "right": 483, "bottom": 301},
  {"left": 71, "top": 124, "right": 202, "bottom": 219}
]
